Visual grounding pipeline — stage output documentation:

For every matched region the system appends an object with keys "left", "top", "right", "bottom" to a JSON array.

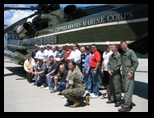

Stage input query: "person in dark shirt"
[
  {"left": 55, "top": 45, "right": 65, "bottom": 62},
  {"left": 31, "top": 44, "right": 39, "bottom": 58},
  {"left": 33, "top": 56, "right": 47, "bottom": 86},
  {"left": 50, "top": 63, "right": 68, "bottom": 94},
  {"left": 80, "top": 46, "right": 86, "bottom": 72},
  {"left": 44, "top": 55, "right": 57, "bottom": 90}
]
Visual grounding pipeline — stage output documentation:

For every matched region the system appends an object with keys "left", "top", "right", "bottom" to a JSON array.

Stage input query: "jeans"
[
  {"left": 34, "top": 73, "right": 46, "bottom": 86},
  {"left": 82, "top": 67, "right": 92, "bottom": 93},
  {"left": 46, "top": 74, "right": 55, "bottom": 88},
  {"left": 56, "top": 82, "right": 66, "bottom": 91},
  {"left": 89, "top": 68, "right": 99, "bottom": 96}
]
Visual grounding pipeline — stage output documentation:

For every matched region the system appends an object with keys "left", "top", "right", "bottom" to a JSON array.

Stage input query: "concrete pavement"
[{"left": 4, "top": 58, "right": 148, "bottom": 112}]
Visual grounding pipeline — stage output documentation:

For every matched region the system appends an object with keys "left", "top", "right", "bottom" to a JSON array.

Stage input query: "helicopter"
[{"left": 4, "top": 4, "right": 148, "bottom": 65}]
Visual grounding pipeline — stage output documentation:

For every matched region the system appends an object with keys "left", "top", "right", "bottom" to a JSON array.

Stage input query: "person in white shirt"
[
  {"left": 50, "top": 45, "right": 57, "bottom": 60},
  {"left": 24, "top": 54, "right": 35, "bottom": 83},
  {"left": 44, "top": 44, "right": 52, "bottom": 58},
  {"left": 35, "top": 45, "right": 46, "bottom": 62},
  {"left": 101, "top": 41, "right": 113, "bottom": 99},
  {"left": 67, "top": 43, "right": 81, "bottom": 69}
]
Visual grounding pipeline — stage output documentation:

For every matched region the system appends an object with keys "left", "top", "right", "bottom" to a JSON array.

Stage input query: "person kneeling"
[
  {"left": 61, "top": 61, "right": 89, "bottom": 108},
  {"left": 50, "top": 64, "right": 68, "bottom": 94}
]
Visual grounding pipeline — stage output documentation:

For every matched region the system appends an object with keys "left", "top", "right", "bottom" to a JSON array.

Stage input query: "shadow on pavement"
[
  {"left": 5, "top": 67, "right": 26, "bottom": 78},
  {"left": 134, "top": 81, "right": 148, "bottom": 100}
]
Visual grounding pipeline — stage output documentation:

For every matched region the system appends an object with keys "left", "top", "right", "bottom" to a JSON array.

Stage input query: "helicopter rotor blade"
[
  {"left": 108, "top": 4, "right": 123, "bottom": 6},
  {"left": 4, "top": 6, "right": 36, "bottom": 11},
  {"left": 4, "top": 12, "right": 37, "bottom": 34},
  {"left": 5, "top": 7, "right": 31, "bottom": 11}
]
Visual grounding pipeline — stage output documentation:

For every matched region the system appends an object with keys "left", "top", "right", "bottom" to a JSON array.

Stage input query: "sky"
[{"left": 4, "top": 4, "right": 103, "bottom": 27}]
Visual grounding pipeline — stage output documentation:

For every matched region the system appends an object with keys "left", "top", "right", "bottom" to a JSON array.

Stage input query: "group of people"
[{"left": 23, "top": 40, "right": 139, "bottom": 112}]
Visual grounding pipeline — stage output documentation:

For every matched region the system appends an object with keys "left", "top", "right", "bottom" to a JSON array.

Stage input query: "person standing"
[
  {"left": 50, "top": 45, "right": 57, "bottom": 60},
  {"left": 31, "top": 44, "right": 39, "bottom": 58},
  {"left": 82, "top": 46, "right": 92, "bottom": 93},
  {"left": 87, "top": 44, "right": 101, "bottom": 98},
  {"left": 44, "top": 44, "right": 52, "bottom": 58},
  {"left": 55, "top": 45, "right": 65, "bottom": 62},
  {"left": 101, "top": 41, "right": 113, "bottom": 99},
  {"left": 118, "top": 40, "right": 139, "bottom": 112},
  {"left": 64, "top": 43, "right": 72, "bottom": 64},
  {"left": 106, "top": 44, "right": 122, "bottom": 107},
  {"left": 80, "top": 46, "right": 86, "bottom": 72},
  {"left": 35, "top": 45, "right": 46, "bottom": 62},
  {"left": 67, "top": 43, "right": 81, "bottom": 69}
]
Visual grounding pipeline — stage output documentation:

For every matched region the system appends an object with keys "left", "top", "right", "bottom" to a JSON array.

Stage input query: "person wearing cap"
[
  {"left": 101, "top": 41, "right": 113, "bottom": 99},
  {"left": 44, "top": 44, "right": 52, "bottom": 58},
  {"left": 64, "top": 43, "right": 72, "bottom": 63},
  {"left": 31, "top": 55, "right": 39, "bottom": 77},
  {"left": 61, "top": 61, "right": 87, "bottom": 108},
  {"left": 44, "top": 55, "right": 58, "bottom": 90},
  {"left": 33, "top": 55, "right": 47, "bottom": 86},
  {"left": 35, "top": 45, "right": 46, "bottom": 62},
  {"left": 31, "top": 44, "right": 39, "bottom": 58},
  {"left": 82, "top": 46, "right": 92, "bottom": 94},
  {"left": 23, "top": 54, "right": 35, "bottom": 83}
]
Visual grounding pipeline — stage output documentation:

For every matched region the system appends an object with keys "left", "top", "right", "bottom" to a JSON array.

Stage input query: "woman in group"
[{"left": 62, "top": 61, "right": 89, "bottom": 108}]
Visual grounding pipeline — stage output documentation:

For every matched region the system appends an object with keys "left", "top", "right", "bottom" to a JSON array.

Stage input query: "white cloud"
[
  {"left": 4, "top": 4, "right": 37, "bottom": 26},
  {"left": 4, "top": 11, "right": 12, "bottom": 19},
  {"left": 4, "top": 10, "right": 34, "bottom": 26},
  {"left": 4, "top": 4, "right": 103, "bottom": 27}
]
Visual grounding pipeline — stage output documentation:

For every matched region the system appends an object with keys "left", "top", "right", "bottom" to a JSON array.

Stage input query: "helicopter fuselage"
[{"left": 4, "top": 4, "right": 148, "bottom": 65}]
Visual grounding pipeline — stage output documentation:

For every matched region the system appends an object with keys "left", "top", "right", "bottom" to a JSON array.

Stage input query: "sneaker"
[
  {"left": 44, "top": 86, "right": 49, "bottom": 90},
  {"left": 118, "top": 107, "right": 131, "bottom": 112},
  {"left": 58, "top": 92, "right": 62, "bottom": 95},
  {"left": 90, "top": 93, "right": 94, "bottom": 97},
  {"left": 90, "top": 94, "right": 99, "bottom": 99},
  {"left": 49, "top": 87, "right": 54, "bottom": 91},
  {"left": 50, "top": 89, "right": 57, "bottom": 93},
  {"left": 85, "top": 90, "right": 89, "bottom": 94},
  {"left": 33, "top": 82, "right": 37, "bottom": 86},
  {"left": 40, "top": 84, "right": 45, "bottom": 88}
]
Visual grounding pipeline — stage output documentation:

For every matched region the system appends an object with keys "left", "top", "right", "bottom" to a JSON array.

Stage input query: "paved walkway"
[{"left": 4, "top": 59, "right": 148, "bottom": 112}]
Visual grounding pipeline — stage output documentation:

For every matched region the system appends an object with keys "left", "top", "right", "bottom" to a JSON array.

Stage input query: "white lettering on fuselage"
[{"left": 55, "top": 11, "right": 133, "bottom": 32}]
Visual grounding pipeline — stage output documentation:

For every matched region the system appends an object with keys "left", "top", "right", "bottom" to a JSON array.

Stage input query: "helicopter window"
[
  {"left": 37, "top": 39, "right": 40, "bottom": 44},
  {"left": 41, "top": 38, "right": 44, "bottom": 44}
]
